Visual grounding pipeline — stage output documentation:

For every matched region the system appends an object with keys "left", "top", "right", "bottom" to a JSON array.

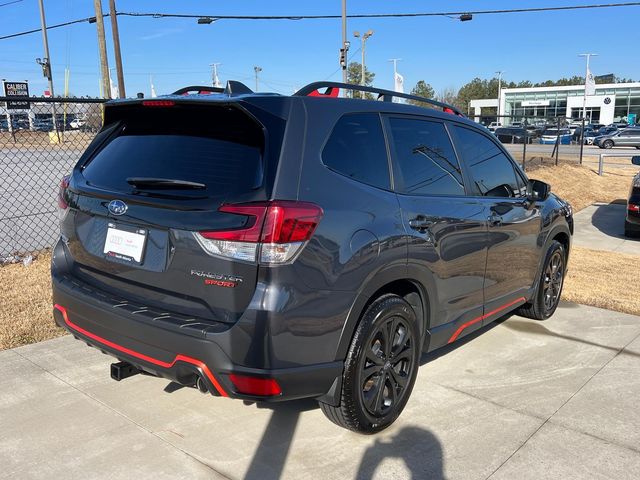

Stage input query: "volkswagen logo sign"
[
  {"left": 604, "top": 97, "right": 612, "bottom": 105},
  {"left": 107, "top": 199, "right": 128, "bottom": 216}
]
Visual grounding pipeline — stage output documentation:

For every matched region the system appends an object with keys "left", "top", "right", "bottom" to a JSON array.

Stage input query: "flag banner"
[
  {"left": 585, "top": 68, "right": 596, "bottom": 96},
  {"left": 394, "top": 72, "right": 404, "bottom": 94}
]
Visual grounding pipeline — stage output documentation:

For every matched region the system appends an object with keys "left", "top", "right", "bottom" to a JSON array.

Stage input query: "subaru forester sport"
[{"left": 52, "top": 81, "right": 573, "bottom": 433}]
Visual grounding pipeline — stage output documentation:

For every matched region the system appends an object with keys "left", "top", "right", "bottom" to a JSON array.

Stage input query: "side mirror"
[
  {"left": 632, "top": 156, "right": 640, "bottom": 166},
  {"left": 526, "top": 179, "right": 550, "bottom": 202}
]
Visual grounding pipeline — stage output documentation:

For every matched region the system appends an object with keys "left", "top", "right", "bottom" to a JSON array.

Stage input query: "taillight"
[
  {"left": 629, "top": 203, "right": 640, "bottom": 212},
  {"left": 58, "top": 175, "right": 70, "bottom": 210},
  {"left": 194, "top": 201, "right": 323, "bottom": 264}
]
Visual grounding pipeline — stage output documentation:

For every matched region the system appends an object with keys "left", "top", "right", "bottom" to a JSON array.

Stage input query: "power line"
[
  {"left": 0, "top": 0, "right": 23, "bottom": 7},
  {"left": 3, "top": 3, "right": 640, "bottom": 41}
]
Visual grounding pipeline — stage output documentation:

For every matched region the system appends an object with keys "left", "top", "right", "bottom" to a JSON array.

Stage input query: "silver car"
[{"left": 594, "top": 127, "right": 640, "bottom": 149}]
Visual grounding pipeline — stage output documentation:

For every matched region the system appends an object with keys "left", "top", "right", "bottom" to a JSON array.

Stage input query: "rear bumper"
[{"left": 52, "top": 261, "right": 343, "bottom": 403}]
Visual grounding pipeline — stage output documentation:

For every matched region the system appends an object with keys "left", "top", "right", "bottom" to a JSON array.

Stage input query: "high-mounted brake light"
[
  {"left": 142, "top": 100, "right": 175, "bottom": 107},
  {"left": 194, "top": 201, "right": 323, "bottom": 264}
]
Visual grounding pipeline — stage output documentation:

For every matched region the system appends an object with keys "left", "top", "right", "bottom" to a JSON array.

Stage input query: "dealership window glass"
[
  {"left": 388, "top": 118, "right": 464, "bottom": 196},
  {"left": 322, "top": 113, "right": 390, "bottom": 190},
  {"left": 453, "top": 126, "right": 521, "bottom": 198}
]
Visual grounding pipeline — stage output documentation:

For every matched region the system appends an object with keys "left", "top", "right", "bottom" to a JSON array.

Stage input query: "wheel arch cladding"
[{"left": 335, "top": 269, "right": 434, "bottom": 363}]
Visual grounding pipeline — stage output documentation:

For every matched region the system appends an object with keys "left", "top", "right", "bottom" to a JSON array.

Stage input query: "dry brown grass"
[
  {"left": 527, "top": 162, "right": 635, "bottom": 212},
  {"left": 0, "top": 252, "right": 65, "bottom": 350},
  {"left": 564, "top": 246, "right": 640, "bottom": 315}
]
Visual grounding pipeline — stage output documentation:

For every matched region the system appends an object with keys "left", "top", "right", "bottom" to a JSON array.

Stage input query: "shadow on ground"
[{"left": 590, "top": 202, "right": 626, "bottom": 238}]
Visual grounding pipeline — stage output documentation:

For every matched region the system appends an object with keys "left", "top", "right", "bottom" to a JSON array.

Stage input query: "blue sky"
[{"left": 1, "top": 0, "right": 639, "bottom": 97}]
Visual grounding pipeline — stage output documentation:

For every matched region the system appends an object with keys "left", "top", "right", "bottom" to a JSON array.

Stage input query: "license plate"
[{"left": 103, "top": 226, "right": 147, "bottom": 263}]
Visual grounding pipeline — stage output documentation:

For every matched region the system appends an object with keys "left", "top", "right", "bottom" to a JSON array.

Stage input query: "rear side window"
[
  {"left": 453, "top": 126, "right": 522, "bottom": 198},
  {"left": 388, "top": 117, "right": 464, "bottom": 196},
  {"left": 322, "top": 113, "right": 390, "bottom": 190},
  {"left": 82, "top": 105, "right": 265, "bottom": 197}
]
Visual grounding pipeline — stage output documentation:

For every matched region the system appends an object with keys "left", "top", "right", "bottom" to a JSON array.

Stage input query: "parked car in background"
[
  {"left": 583, "top": 130, "right": 599, "bottom": 144},
  {"left": 594, "top": 128, "right": 640, "bottom": 149},
  {"left": 0, "top": 118, "right": 8, "bottom": 131},
  {"left": 626, "top": 156, "right": 640, "bottom": 237},
  {"left": 32, "top": 119, "right": 53, "bottom": 132},
  {"left": 487, "top": 121, "right": 502, "bottom": 132},
  {"left": 540, "top": 128, "right": 572, "bottom": 145},
  {"left": 494, "top": 127, "right": 533, "bottom": 144},
  {"left": 511, "top": 121, "right": 524, "bottom": 128},
  {"left": 591, "top": 123, "right": 605, "bottom": 131},
  {"left": 598, "top": 126, "right": 618, "bottom": 136},
  {"left": 69, "top": 118, "right": 86, "bottom": 129},
  {"left": 51, "top": 80, "right": 573, "bottom": 434}
]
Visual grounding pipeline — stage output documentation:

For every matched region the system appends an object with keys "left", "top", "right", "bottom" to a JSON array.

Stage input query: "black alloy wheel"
[
  {"left": 542, "top": 250, "right": 564, "bottom": 315},
  {"left": 358, "top": 314, "right": 415, "bottom": 418}
]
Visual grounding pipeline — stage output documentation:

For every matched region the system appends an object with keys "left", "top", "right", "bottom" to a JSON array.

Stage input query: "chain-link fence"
[{"left": 1, "top": 96, "right": 104, "bottom": 263}]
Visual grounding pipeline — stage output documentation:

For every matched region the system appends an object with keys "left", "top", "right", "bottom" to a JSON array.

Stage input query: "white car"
[
  {"left": 487, "top": 122, "right": 502, "bottom": 132},
  {"left": 69, "top": 118, "right": 86, "bottom": 129}
]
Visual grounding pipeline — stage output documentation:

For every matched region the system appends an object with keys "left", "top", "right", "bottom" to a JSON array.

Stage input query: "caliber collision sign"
[{"left": 3, "top": 81, "right": 30, "bottom": 110}]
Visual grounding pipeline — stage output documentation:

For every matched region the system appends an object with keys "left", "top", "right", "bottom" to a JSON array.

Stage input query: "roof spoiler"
[{"left": 171, "top": 81, "right": 254, "bottom": 97}]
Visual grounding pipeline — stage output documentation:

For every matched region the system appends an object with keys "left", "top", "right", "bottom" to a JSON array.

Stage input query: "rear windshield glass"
[{"left": 81, "top": 104, "right": 265, "bottom": 197}]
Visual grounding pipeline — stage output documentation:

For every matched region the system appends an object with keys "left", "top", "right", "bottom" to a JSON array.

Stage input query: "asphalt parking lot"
[{"left": 2, "top": 302, "right": 639, "bottom": 480}]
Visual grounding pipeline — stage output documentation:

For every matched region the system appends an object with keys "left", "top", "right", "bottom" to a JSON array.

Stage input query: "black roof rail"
[
  {"left": 294, "top": 81, "right": 465, "bottom": 117},
  {"left": 172, "top": 86, "right": 225, "bottom": 95}
]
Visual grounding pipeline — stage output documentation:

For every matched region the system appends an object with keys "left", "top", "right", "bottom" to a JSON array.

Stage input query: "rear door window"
[
  {"left": 452, "top": 125, "right": 523, "bottom": 198},
  {"left": 81, "top": 105, "right": 265, "bottom": 197},
  {"left": 387, "top": 117, "right": 464, "bottom": 196},
  {"left": 322, "top": 113, "right": 391, "bottom": 190}
]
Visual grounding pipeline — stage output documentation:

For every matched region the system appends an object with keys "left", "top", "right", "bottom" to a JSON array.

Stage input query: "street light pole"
[
  {"left": 354, "top": 30, "right": 374, "bottom": 88},
  {"left": 579, "top": 53, "right": 598, "bottom": 122},
  {"left": 341, "top": 0, "right": 348, "bottom": 89},
  {"left": 496, "top": 70, "right": 504, "bottom": 124},
  {"left": 36, "top": 0, "right": 59, "bottom": 139},
  {"left": 254, "top": 66, "right": 262, "bottom": 91},
  {"left": 109, "top": 0, "right": 126, "bottom": 98}
]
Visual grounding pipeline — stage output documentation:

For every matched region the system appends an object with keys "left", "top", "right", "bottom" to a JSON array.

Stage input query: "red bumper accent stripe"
[
  {"left": 447, "top": 297, "right": 526, "bottom": 344},
  {"left": 54, "top": 304, "right": 228, "bottom": 397}
]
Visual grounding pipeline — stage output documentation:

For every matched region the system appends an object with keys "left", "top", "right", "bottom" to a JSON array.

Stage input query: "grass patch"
[
  {"left": 564, "top": 246, "right": 640, "bottom": 316},
  {"left": 527, "top": 162, "right": 635, "bottom": 212},
  {"left": 0, "top": 251, "right": 64, "bottom": 350}
]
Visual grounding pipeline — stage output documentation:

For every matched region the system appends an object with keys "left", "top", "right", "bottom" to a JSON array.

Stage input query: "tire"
[
  {"left": 603, "top": 140, "right": 614, "bottom": 149},
  {"left": 625, "top": 220, "right": 639, "bottom": 238},
  {"left": 516, "top": 240, "right": 566, "bottom": 320},
  {"left": 319, "top": 294, "right": 420, "bottom": 434}
]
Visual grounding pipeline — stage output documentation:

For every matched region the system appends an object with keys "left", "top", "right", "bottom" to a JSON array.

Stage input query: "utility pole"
[
  {"left": 254, "top": 66, "right": 262, "bottom": 91},
  {"left": 340, "top": 0, "right": 349, "bottom": 95},
  {"left": 496, "top": 70, "right": 504, "bottom": 124},
  {"left": 354, "top": 30, "right": 374, "bottom": 87},
  {"left": 36, "top": 0, "right": 59, "bottom": 139},
  {"left": 210, "top": 63, "right": 222, "bottom": 88},
  {"left": 579, "top": 53, "right": 598, "bottom": 122},
  {"left": 109, "top": 0, "right": 125, "bottom": 98},
  {"left": 93, "top": 0, "right": 111, "bottom": 99}
]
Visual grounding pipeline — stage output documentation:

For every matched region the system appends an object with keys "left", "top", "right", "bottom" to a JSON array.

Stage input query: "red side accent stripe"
[
  {"left": 54, "top": 304, "right": 228, "bottom": 397},
  {"left": 447, "top": 297, "right": 526, "bottom": 344}
]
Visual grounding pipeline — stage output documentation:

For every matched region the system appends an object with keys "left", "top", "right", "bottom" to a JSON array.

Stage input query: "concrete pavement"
[
  {"left": 572, "top": 202, "right": 640, "bottom": 255},
  {"left": 2, "top": 302, "right": 640, "bottom": 479}
]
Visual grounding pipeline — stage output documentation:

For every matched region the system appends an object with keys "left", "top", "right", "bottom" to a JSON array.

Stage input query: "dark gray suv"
[{"left": 52, "top": 81, "right": 573, "bottom": 433}]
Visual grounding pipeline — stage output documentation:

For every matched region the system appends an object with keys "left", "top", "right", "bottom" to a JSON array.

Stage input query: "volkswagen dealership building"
[{"left": 471, "top": 81, "right": 640, "bottom": 125}]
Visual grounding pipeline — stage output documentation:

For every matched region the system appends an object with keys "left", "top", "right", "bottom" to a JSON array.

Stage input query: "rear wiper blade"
[{"left": 126, "top": 177, "right": 206, "bottom": 190}]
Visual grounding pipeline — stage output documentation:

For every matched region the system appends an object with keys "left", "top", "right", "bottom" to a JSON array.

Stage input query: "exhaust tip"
[{"left": 196, "top": 376, "right": 208, "bottom": 393}]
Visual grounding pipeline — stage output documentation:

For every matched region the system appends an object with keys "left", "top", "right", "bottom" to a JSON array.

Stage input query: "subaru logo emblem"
[{"left": 107, "top": 199, "right": 128, "bottom": 216}]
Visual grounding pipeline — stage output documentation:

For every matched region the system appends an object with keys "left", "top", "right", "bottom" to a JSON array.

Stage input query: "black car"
[
  {"left": 52, "top": 81, "right": 573, "bottom": 433},
  {"left": 494, "top": 127, "right": 533, "bottom": 144},
  {"left": 626, "top": 156, "right": 640, "bottom": 237}
]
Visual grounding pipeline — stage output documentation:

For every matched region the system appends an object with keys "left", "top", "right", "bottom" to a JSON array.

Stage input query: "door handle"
[
  {"left": 409, "top": 216, "right": 435, "bottom": 232},
  {"left": 488, "top": 212, "right": 503, "bottom": 227}
]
